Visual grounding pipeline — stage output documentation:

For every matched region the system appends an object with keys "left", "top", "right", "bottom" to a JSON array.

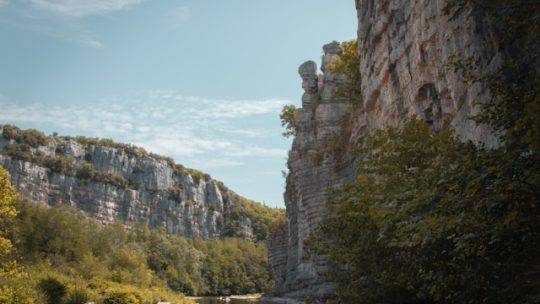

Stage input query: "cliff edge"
[{"left": 269, "top": 0, "right": 502, "bottom": 300}]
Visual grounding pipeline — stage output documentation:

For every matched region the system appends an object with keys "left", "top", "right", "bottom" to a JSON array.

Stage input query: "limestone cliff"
[
  {"left": 0, "top": 125, "right": 272, "bottom": 240},
  {"left": 269, "top": 0, "right": 502, "bottom": 300}
]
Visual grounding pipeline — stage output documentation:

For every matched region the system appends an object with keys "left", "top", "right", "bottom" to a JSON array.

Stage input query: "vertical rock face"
[
  {"left": 270, "top": 43, "right": 357, "bottom": 299},
  {"left": 354, "top": 0, "right": 500, "bottom": 146},
  {"left": 267, "top": 221, "right": 288, "bottom": 294},
  {"left": 0, "top": 131, "right": 257, "bottom": 239},
  {"left": 270, "top": 0, "right": 502, "bottom": 300}
]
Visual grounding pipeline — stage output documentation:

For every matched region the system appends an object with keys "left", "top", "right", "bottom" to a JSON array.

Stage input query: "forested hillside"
[{"left": 0, "top": 165, "right": 275, "bottom": 303}]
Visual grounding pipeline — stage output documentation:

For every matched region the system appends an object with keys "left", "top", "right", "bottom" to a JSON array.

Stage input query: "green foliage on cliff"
[
  {"left": 315, "top": 119, "right": 540, "bottom": 304},
  {"left": 223, "top": 196, "right": 286, "bottom": 243},
  {"left": 76, "top": 162, "right": 130, "bottom": 189},
  {"left": 3, "top": 143, "right": 34, "bottom": 163},
  {"left": 279, "top": 105, "right": 297, "bottom": 138},
  {"left": 7, "top": 200, "right": 272, "bottom": 299},
  {"left": 71, "top": 136, "right": 148, "bottom": 159},
  {"left": 2, "top": 125, "right": 49, "bottom": 148},
  {"left": 314, "top": 2, "right": 540, "bottom": 303},
  {"left": 328, "top": 40, "right": 361, "bottom": 106}
]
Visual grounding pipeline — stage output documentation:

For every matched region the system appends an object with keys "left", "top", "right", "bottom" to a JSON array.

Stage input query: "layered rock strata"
[
  {"left": 269, "top": 42, "right": 356, "bottom": 299},
  {"left": 0, "top": 129, "right": 256, "bottom": 239},
  {"left": 270, "top": 0, "right": 502, "bottom": 300},
  {"left": 354, "top": 0, "right": 499, "bottom": 146}
]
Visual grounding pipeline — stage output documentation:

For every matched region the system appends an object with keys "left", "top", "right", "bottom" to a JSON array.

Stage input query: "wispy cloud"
[
  {"left": 0, "top": 0, "right": 149, "bottom": 48},
  {"left": 0, "top": 15, "right": 104, "bottom": 48},
  {"left": 0, "top": 92, "right": 291, "bottom": 169},
  {"left": 29, "top": 0, "right": 145, "bottom": 17},
  {"left": 166, "top": 6, "right": 191, "bottom": 28}
]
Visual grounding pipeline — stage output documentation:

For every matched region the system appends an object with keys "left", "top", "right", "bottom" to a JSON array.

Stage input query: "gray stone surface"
[
  {"left": 0, "top": 133, "right": 253, "bottom": 239},
  {"left": 355, "top": 0, "right": 499, "bottom": 146},
  {"left": 269, "top": 43, "right": 355, "bottom": 300},
  {"left": 270, "top": 0, "right": 503, "bottom": 300}
]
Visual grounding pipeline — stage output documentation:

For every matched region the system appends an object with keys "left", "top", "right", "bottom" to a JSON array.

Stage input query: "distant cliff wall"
[
  {"left": 0, "top": 126, "right": 263, "bottom": 240},
  {"left": 269, "top": 0, "right": 502, "bottom": 300}
]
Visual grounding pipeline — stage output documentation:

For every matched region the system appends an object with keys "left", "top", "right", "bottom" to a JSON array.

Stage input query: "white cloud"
[
  {"left": 0, "top": 0, "right": 9, "bottom": 8},
  {"left": 0, "top": 5, "right": 105, "bottom": 48},
  {"left": 0, "top": 92, "right": 291, "bottom": 168},
  {"left": 166, "top": 6, "right": 191, "bottom": 28},
  {"left": 29, "top": 0, "right": 145, "bottom": 17}
]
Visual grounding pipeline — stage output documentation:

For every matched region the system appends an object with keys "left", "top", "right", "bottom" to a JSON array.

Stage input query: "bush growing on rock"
[
  {"left": 76, "top": 162, "right": 129, "bottom": 189},
  {"left": 1, "top": 125, "right": 49, "bottom": 147},
  {"left": 279, "top": 105, "right": 297, "bottom": 138},
  {"left": 45, "top": 155, "right": 76, "bottom": 175},
  {"left": 3, "top": 143, "right": 33, "bottom": 162},
  {"left": 328, "top": 40, "right": 361, "bottom": 106},
  {"left": 38, "top": 277, "right": 67, "bottom": 304}
]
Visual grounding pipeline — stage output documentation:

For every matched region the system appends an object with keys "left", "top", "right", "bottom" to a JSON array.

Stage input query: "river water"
[{"left": 192, "top": 297, "right": 261, "bottom": 304}]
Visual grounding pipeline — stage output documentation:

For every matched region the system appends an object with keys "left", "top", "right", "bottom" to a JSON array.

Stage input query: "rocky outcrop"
[
  {"left": 270, "top": 0, "right": 502, "bottom": 300},
  {"left": 270, "top": 43, "right": 356, "bottom": 299},
  {"left": 0, "top": 127, "right": 258, "bottom": 239}
]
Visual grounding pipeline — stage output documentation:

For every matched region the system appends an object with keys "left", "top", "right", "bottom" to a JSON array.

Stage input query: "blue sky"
[{"left": 0, "top": 0, "right": 357, "bottom": 207}]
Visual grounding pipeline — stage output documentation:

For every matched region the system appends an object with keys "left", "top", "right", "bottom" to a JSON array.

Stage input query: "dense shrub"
[
  {"left": 76, "top": 162, "right": 129, "bottom": 189},
  {"left": 314, "top": 120, "right": 540, "bottom": 304},
  {"left": 64, "top": 289, "right": 90, "bottom": 304},
  {"left": 3, "top": 143, "right": 33, "bottom": 162},
  {"left": 1, "top": 125, "right": 17, "bottom": 141},
  {"left": 222, "top": 194, "right": 285, "bottom": 242},
  {"left": 76, "top": 162, "right": 95, "bottom": 180},
  {"left": 110, "top": 247, "right": 153, "bottom": 287},
  {"left": 44, "top": 155, "right": 76, "bottom": 175},
  {"left": 38, "top": 277, "right": 67, "bottom": 304},
  {"left": 1, "top": 125, "right": 49, "bottom": 147},
  {"left": 103, "top": 291, "right": 141, "bottom": 304}
]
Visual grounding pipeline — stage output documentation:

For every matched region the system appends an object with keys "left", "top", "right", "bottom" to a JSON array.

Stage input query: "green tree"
[
  {"left": 279, "top": 105, "right": 297, "bottom": 138},
  {"left": 0, "top": 167, "right": 17, "bottom": 261},
  {"left": 0, "top": 167, "right": 34, "bottom": 304},
  {"left": 315, "top": 120, "right": 540, "bottom": 304}
]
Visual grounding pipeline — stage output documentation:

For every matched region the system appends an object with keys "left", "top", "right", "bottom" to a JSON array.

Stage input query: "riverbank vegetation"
[
  {"left": 0, "top": 167, "right": 273, "bottom": 303},
  {"left": 314, "top": 119, "right": 539, "bottom": 303}
]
